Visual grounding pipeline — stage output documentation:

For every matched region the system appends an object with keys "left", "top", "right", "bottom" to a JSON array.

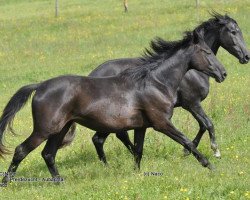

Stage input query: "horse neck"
[
  {"left": 152, "top": 49, "right": 190, "bottom": 93},
  {"left": 201, "top": 28, "right": 220, "bottom": 55}
]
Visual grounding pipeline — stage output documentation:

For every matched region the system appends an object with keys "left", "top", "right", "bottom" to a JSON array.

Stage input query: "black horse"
[
  {"left": 0, "top": 31, "right": 226, "bottom": 182},
  {"left": 60, "top": 13, "right": 249, "bottom": 163}
]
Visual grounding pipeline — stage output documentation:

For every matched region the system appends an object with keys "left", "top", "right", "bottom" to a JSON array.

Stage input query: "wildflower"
[{"left": 180, "top": 188, "right": 188, "bottom": 192}]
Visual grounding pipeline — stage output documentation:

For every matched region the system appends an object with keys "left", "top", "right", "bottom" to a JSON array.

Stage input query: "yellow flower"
[{"left": 180, "top": 188, "right": 188, "bottom": 192}]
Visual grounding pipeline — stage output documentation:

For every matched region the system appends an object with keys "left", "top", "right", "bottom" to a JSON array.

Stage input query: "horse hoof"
[
  {"left": 207, "top": 163, "right": 216, "bottom": 171},
  {"left": 54, "top": 181, "right": 61, "bottom": 185},
  {"left": 53, "top": 176, "right": 64, "bottom": 185},
  {"left": 2, "top": 176, "right": 10, "bottom": 184},
  {"left": 183, "top": 148, "right": 191, "bottom": 156},
  {"left": 214, "top": 150, "right": 221, "bottom": 159},
  {"left": 134, "top": 165, "right": 140, "bottom": 171},
  {"left": 101, "top": 161, "right": 108, "bottom": 167}
]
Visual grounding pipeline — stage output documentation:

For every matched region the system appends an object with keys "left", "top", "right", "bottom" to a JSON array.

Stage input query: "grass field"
[{"left": 0, "top": 0, "right": 249, "bottom": 199}]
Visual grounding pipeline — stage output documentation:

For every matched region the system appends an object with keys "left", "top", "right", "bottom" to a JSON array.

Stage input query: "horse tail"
[{"left": 0, "top": 83, "right": 39, "bottom": 158}]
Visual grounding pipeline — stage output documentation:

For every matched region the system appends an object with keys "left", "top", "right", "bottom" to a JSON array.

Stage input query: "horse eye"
[
  {"left": 231, "top": 31, "right": 237, "bottom": 35},
  {"left": 202, "top": 49, "right": 211, "bottom": 54}
]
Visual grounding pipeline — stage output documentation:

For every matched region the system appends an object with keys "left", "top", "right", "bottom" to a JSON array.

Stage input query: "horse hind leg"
[
  {"left": 133, "top": 128, "right": 146, "bottom": 170},
  {"left": 41, "top": 122, "right": 72, "bottom": 180},
  {"left": 92, "top": 132, "right": 110, "bottom": 164},
  {"left": 58, "top": 123, "right": 76, "bottom": 149},
  {"left": 2, "top": 132, "right": 47, "bottom": 184}
]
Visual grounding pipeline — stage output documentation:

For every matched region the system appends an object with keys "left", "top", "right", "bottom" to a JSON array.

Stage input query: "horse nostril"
[
  {"left": 245, "top": 55, "right": 249, "bottom": 61},
  {"left": 223, "top": 72, "right": 227, "bottom": 78}
]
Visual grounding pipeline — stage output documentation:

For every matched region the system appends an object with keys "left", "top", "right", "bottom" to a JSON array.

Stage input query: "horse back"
[{"left": 89, "top": 57, "right": 141, "bottom": 77}]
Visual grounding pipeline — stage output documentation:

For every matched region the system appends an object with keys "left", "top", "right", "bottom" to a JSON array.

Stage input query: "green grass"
[{"left": 0, "top": 0, "right": 249, "bottom": 199}]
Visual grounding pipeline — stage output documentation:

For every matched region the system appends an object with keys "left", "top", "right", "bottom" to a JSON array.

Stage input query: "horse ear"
[{"left": 218, "top": 17, "right": 227, "bottom": 25}]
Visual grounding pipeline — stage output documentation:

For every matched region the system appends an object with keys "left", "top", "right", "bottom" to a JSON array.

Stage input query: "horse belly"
[{"left": 78, "top": 104, "right": 145, "bottom": 132}]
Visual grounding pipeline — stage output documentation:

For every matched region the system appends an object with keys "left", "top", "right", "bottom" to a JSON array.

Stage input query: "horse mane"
[
  {"left": 120, "top": 32, "right": 194, "bottom": 82},
  {"left": 120, "top": 12, "right": 236, "bottom": 83},
  {"left": 195, "top": 11, "right": 237, "bottom": 32}
]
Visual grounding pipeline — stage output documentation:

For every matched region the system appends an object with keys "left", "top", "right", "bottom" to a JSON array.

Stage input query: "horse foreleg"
[
  {"left": 133, "top": 128, "right": 146, "bottom": 170},
  {"left": 153, "top": 120, "right": 214, "bottom": 170},
  {"left": 184, "top": 104, "right": 220, "bottom": 158},
  {"left": 115, "top": 131, "right": 134, "bottom": 154},
  {"left": 183, "top": 119, "right": 206, "bottom": 156}
]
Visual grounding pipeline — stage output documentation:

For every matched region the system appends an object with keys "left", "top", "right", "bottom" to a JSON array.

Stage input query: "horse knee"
[
  {"left": 208, "top": 124, "right": 214, "bottom": 131},
  {"left": 206, "top": 120, "right": 214, "bottom": 132}
]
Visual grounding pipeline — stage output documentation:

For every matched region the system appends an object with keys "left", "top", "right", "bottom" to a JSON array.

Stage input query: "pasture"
[{"left": 0, "top": 0, "right": 249, "bottom": 199}]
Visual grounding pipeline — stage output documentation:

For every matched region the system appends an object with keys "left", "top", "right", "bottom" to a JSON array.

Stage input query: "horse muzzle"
[
  {"left": 212, "top": 69, "right": 227, "bottom": 83},
  {"left": 239, "top": 54, "right": 249, "bottom": 64}
]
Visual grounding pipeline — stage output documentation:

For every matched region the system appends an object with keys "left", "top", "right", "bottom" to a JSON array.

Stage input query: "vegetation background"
[{"left": 0, "top": 0, "right": 249, "bottom": 199}]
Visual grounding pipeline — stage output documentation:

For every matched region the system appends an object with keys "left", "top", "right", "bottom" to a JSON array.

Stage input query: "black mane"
[
  {"left": 195, "top": 12, "right": 237, "bottom": 33},
  {"left": 120, "top": 32, "right": 194, "bottom": 82},
  {"left": 142, "top": 32, "right": 193, "bottom": 64},
  {"left": 120, "top": 12, "right": 236, "bottom": 83}
]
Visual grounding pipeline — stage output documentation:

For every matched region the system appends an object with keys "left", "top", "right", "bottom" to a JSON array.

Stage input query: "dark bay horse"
[
  {"left": 61, "top": 13, "right": 249, "bottom": 163},
  {"left": 0, "top": 31, "right": 226, "bottom": 182}
]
